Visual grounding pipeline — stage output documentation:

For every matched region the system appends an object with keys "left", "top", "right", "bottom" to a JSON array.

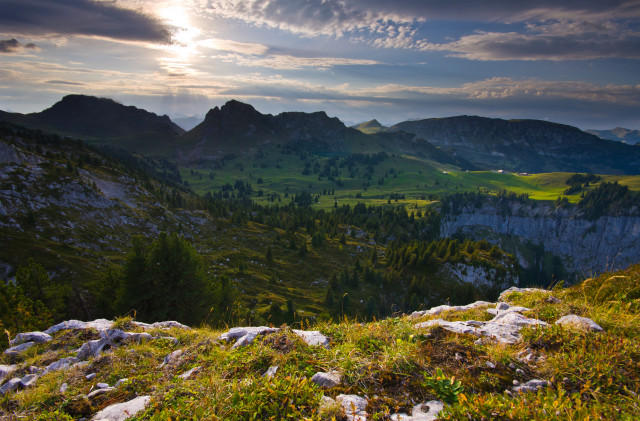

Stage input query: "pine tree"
[{"left": 265, "top": 246, "right": 273, "bottom": 264}]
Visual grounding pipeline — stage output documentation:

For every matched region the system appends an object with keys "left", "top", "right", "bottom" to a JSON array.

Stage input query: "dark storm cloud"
[
  {"left": 0, "top": 38, "right": 39, "bottom": 53},
  {"left": 0, "top": 0, "right": 171, "bottom": 43}
]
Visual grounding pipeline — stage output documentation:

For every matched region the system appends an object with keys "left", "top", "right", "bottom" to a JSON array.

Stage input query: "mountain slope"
[
  {"left": 387, "top": 116, "right": 640, "bottom": 174},
  {"left": 587, "top": 127, "right": 640, "bottom": 145},
  {"left": 353, "top": 119, "right": 385, "bottom": 134}
]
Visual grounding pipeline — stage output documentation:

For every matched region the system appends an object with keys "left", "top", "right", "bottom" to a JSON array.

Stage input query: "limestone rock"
[
  {"left": 416, "top": 312, "right": 548, "bottom": 344},
  {"left": 10, "top": 331, "right": 52, "bottom": 346},
  {"left": 88, "top": 387, "right": 115, "bottom": 399},
  {"left": 218, "top": 326, "right": 279, "bottom": 349},
  {"left": 45, "top": 319, "right": 114, "bottom": 335},
  {"left": 4, "top": 341, "right": 35, "bottom": 355},
  {"left": 60, "top": 383, "right": 69, "bottom": 394},
  {"left": 499, "top": 287, "right": 548, "bottom": 302},
  {"left": 0, "top": 364, "right": 17, "bottom": 380},
  {"left": 0, "top": 377, "right": 22, "bottom": 395},
  {"left": 46, "top": 357, "right": 79, "bottom": 372},
  {"left": 262, "top": 365, "right": 278, "bottom": 378},
  {"left": 311, "top": 371, "right": 342, "bottom": 388},
  {"left": 162, "top": 349, "right": 184, "bottom": 366},
  {"left": 133, "top": 321, "right": 190, "bottom": 330},
  {"left": 292, "top": 329, "right": 330, "bottom": 347},
  {"left": 486, "top": 303, "right": 531, "bottom": 316},
  {"left": 555, "top": 315, "right": 604, "bottom": 332},
  {"left": 337, "top": 394, "right": 368, "bottom": 421},
  {"left": 390, "top": 401, "right": 445, "bottom": 421},
  {"left": 179, "top": 367, "right": 200, "bottom": 379},
  {"left": 512, "top": 379, "right": 550, "bottom": 393},
  {"left": 410, "top": 300, "right": 492, "bottom": 319},
  {"left": 19, "top": 374, "right": 38, "bottom": 388},
  {"left": 91, "top": 395, "right": 151, "bottom": 421}
]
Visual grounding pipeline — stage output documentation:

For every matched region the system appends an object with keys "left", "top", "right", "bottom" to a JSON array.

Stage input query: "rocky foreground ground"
[{"left": 1, "top": 267, "right": 638, "bottom": 420}]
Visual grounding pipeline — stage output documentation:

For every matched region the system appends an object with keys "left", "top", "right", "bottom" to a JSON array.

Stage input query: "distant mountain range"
[
  {"left": 586, "top": 127, "right": 640, "bottom": 145},
  {"left": 2, "top": 95, "right": 640, "bottom": 175}
]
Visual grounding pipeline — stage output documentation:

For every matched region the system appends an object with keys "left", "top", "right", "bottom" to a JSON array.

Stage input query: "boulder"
[
  {"left": 292, "top": 329, "right": 330, "bottom": 347},
  {"left": 133, "top": 321, "right": 190, "bottom": 330},
  {"left": 19, "top": 374, "right": 39, "bottom": 388},
  {"left": 410, "top": 301, "right": 492, "bottom": 319},
  {"left": 499, "top": 287, "right": 548, "bottom": 302},
  {"left": 45, "top": 357, "right": 79, "bottom": 372},
  {"left": 45, "top": 319, "right": 114, "bottom": 335},
  {"left": 262, "top": 365, "right": 278, "bottom": 378},
  {"left": 4, "top": 341, "right": 35, "bottom": 355},
  {"left": 486, "top": 303, "right": 531, "bottom": 316},
  {"left": 512, "top": 379, "right": 550, "bottom": 393},
  {"left": 91, "top": 395, "right": 151, "bottom": 421},
  {"left": 179, "top": 367, "right": 200, "bottom": 379},
  {"left": 336, "top": 394, "right": 368, "bottom": 421},
  {"left": 555, "top": 315, "right": 604, "bottom": 332},
  {"left": 390, "top": 401, "right": 444, "bottom": 421},
  {"left": 10, "top": 331, "right": 52, "bottom": 346},
  {"left": 0, "top": 377, "right": 22, "bottom": 395},
  {"left": 311, "top": 371, "right": 342, "bottom": 388},
  {"left": 218, "top": 326, "right": 279, "bottom": 349},
  {"left": 161, "top": 349, "right": 184, "bottom": 366},
  {"left": 0, "top": 364, "right": 18, "bottom": 380}
]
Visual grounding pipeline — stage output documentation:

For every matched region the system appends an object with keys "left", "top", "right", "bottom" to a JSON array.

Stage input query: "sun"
[{"left": 157, "top": 2, "right": 201, "bottom": 57}]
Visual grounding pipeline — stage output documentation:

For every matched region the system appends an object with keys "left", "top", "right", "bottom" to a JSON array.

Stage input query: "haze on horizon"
[{"left": 1, "top": 0, "right": 639, "bottom": 130}]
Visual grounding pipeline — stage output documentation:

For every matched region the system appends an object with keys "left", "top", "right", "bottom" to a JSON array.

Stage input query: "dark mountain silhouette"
[{"left": 387, "top": 116, "right": 640, "bottom": 174}]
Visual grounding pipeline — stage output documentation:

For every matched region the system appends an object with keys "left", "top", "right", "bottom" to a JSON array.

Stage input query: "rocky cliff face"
[{"left": 441, "top": 202, "right": 640, "bottom": 277}]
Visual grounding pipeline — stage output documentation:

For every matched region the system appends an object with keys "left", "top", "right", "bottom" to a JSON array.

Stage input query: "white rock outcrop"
[
  {"left": 555, "top": 315, "right": 604, "bottom": 332},
  {"left": 390, "top": 401, "right": 444, "bottom": 421},
  {"left": 90, "top": 395, "right": 151, "bottom": 421},
  {"left": 337, "top": 394, "right": 368, "bottom": 421}
]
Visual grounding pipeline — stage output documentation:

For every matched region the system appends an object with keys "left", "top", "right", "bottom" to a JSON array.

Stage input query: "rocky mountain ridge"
[
  {"left": 386, "top": 116, "right": 640, "bottom": 174},
  {"left": 587, "top": 127, "right": 640, "bottom": 145}
]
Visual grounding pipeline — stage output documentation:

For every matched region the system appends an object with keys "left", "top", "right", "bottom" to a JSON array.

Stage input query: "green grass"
[
  {"left": 180, "top": 150, "right": 640, "bottom": 209},
  {"left": 2, "top": 264, "right": 639, "bottom": 419}
]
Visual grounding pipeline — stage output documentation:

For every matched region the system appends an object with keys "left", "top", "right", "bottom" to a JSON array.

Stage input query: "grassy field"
[{"left": 179, "top": 149, "right": 640, "bottom": 211}]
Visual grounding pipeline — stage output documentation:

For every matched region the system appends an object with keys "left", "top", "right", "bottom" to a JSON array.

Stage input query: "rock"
[
  {"left": 86, "top": 373, "right": 97, "bottom": 380},
  {"left": 485, "top": 361, "right": 496, "bottom": 369},
  {"left": 10, "top": 331, "right": 52, "bottom": 346},
  {"left": 512, "top": 379, "right": 550, "bottom": 393},
  {"left": 114, "top": 378, "right": 128, "bottom": 388},
  {"left": 292, "top": 329, "right": 330, "bottom": 347},
  {"left": 499, "top": 287, "right": 548, "bottom": 302},
  {"left": 218, "top": 326, "right": 279, "bottom": 349},
  {"left": 19, "top": 374, "right": 38, "bottom": 388},
  {"left": 0, "top": 364, "right": 18, "bottom": 380},
  {"left": 336, "top": 394, "right": 368, "bottom": 421},
  {"left": 546, "top": 296, "right": 562, "bottom": 304},
  {"left": 555, "top": 315, "right": 604, "bottom": 332},
  {"left": 4, "top": 341, "right": 35, "bottom": 355},
  {"left": 97, "top": 382, "right": 110, "bottom": 389},
  {"left": 516, "top": 369, "right": 525, "bottom": 376},
  {"left": 486, "top": 304, "right": 531, "bottom": 316},
  {"left": 77, "top": 339, "right": 111, "bottom": 360},
  {"left": 90, "top": 395, "right": 151, "bottom": 421},
  {"left": 410, "top": 301, "right": 492, "bottom": 318},
  {"left": 416, "top": 312, "right": 548, "bottom": 344},
  {"left": 60, "top": 383, "right": 69, "bottom": 393},
  {"left": 28, "top": 366, "right": 44, "bottom": 375},
  {"left": 46, "top": 357, "right": 79, "bottom": 372},
  {"left": 311, "top": 371, "right": 342, "bottom": 388},
  {"left": 179, "top": 367, "right": 200, "bottom": 379},
  {"left": 45, "top": 319, "right": 114, "bottom": 335},
  {"left": 262, "top": 365, "right": 278, "bottom": 378},
  {"left": 390, "top": 401, "right": 445, "bottom": 421},
  {"left": 162, "top": 349, "right": 184, "bottom": 366},
  {"left": 133, "top": 321, "right": 190, "bottom": 330},
  {"left": 0, "top": 377, "right": 22, "bottom": 395},
  {"left": 87, "top": 387, "right": 115, "bottom": 399}
]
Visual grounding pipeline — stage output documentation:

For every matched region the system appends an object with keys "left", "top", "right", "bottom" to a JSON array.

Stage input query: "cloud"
[
  {"left": 198, "top": 38, "right": 270, "bottom": 55},
  {"left": 0, "top": 0, "right": 171, "bottom": 43},
  {"left": 423, "top": 21, "right": 640, "bottom": 60},
  {"left": 217, "top": 53, "right": 381, "bottom": 70},
  {"left": 45, "top": 80, "right": 86, "bottom": 86},
  {"left": 0, "top": 38, "right": 39, "bottom": 53}
]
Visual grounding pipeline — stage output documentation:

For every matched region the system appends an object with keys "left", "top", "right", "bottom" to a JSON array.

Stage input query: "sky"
[{"left": 1, "top": 0, "right": 640, "bottom": 129}]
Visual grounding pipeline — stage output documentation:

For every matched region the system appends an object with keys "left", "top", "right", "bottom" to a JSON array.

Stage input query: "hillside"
[
  {"left": 1, "top": 264, "right": 638, "bottom": 419},
  {"left": 387, "top": 116, "right": 640, "bottom": 175},
  {"left": 0, "top": 95, "right": 184, "bottom": 157},
  {"left": 352, "top": 119, "right": 386, "bottom": 134}
]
